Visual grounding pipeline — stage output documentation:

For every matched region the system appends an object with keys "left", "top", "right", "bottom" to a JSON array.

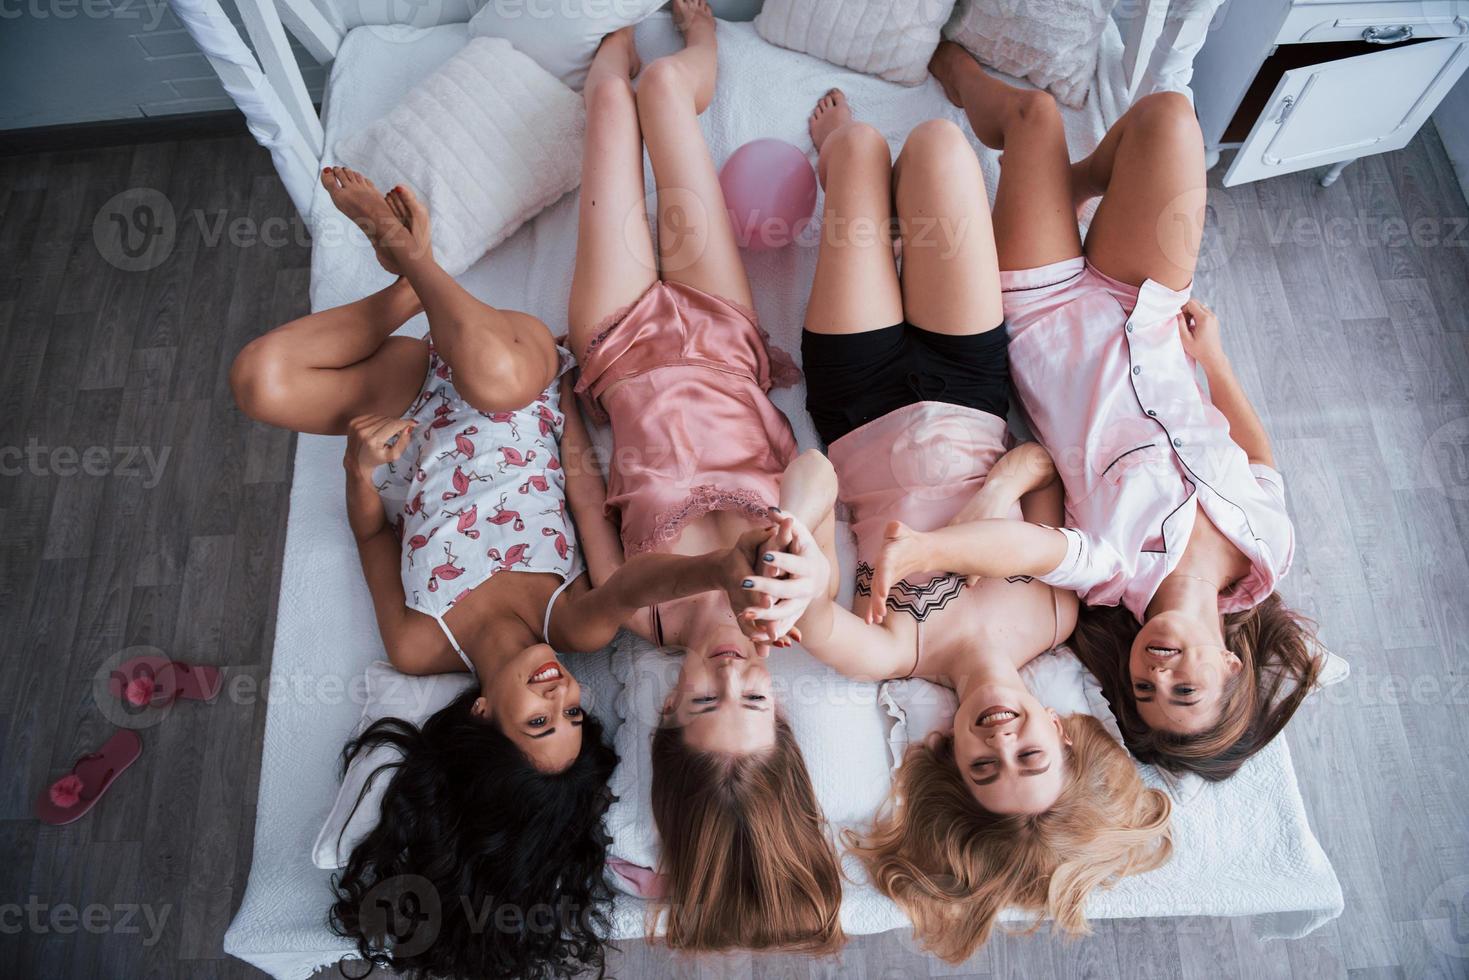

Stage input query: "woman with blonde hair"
[
  {"left": 923, "top": 42, "right": 1322, "bottom": 781},
  {"left": 564, "top": 4, "right": 842, "bottom": 952},
  {"left": 736, "top": 90, "right": 1171, "bottom": 960}
]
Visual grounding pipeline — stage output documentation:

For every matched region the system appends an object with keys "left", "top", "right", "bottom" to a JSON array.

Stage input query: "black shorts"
[{"left": 802, "top": 322, "right": 1010, "bottom": 446}]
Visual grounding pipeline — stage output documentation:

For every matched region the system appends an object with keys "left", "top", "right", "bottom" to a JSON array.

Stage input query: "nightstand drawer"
[{"left": 1277, "top": 2, "right": 1468, "bottom": 45}]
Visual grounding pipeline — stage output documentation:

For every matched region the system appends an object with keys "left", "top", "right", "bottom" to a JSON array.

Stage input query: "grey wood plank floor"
[{"left": 1, "top": 126, "right": 1466, "bottom": 979}]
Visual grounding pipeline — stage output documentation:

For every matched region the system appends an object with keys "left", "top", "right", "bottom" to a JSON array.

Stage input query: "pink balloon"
[{"left": 719, "top": 138, "right": 818, "bottom": 251}]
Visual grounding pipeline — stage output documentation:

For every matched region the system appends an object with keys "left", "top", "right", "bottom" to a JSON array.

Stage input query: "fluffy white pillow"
[
  {"left": 604, "top": 630, "right": 892, "bottom": 873},
  {"left": 335, "top": 35, "right": 585, "bottom": 277},
  {"left": 467, "top": 0, "right": 666, "bottom": 90},
  {"left": 944, "top": 0, "right": 1117, "bottom": 109},
  {"left": 754, "top": 0, "right": 958, "bottom": 86},
  {"left": 312, "top": 653, "right": 622, "bottom": 870}
]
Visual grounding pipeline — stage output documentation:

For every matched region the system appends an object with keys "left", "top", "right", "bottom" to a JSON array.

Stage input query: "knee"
[
  {"left": 1129, "top": 91, "right": 1202, "bottom": 147},
  {"left": 904, "top": 118, "right": 970, "bottom": 159},
  {"left": 1007, "top": 89, "right": 1063, "bottom": 131},
  {"left": 635, "top": 57, "right": 688, "bottom": 110},
  {"left": 822, "top": 121, "right": 890, "bottom": 167},
  {"left": 899, "top": 118, "right": 978, "bottom": 176},
  {"left": 229, "top": 336, "right": 290, "bottom": 424},
  {"left": 584, "top": 70, "right": 635, "bottom": 117}
]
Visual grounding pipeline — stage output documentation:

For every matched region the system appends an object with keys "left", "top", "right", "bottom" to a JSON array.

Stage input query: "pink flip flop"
[
  {"left": 107, "top": 655, "right": 222, "bottom": 709},
  {"left": 35, "top": 729, "right": 143, "bottom": 825}
]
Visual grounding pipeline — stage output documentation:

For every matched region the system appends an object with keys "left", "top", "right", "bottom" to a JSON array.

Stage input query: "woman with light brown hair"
[
  {"left": 730, "top": 89, "right": 1171, "bottom": 961},
  {"left": 565, "top": 5, "right": 842, "bottom": 952}
]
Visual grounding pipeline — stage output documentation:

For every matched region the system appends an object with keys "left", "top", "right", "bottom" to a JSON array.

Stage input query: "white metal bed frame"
[{"left": 170, "top": 0, "right": 1224, "bottom": 223}]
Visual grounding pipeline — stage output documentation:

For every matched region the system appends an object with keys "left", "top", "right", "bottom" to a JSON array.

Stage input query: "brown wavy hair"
[
  {"left": 848, "top": 714, "right": 1171, "bottom": 962},
  {"left": 649, "top": 718, "right": 845, "bottom": 953},
  {"left": 1070, "top": 592, "right": 1323, "bottom": 781}
]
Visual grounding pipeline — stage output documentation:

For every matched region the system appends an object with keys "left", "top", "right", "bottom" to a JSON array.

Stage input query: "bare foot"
[
  {"left": 321, "top": 166, "right": 407, "bottom": 275},
  {"left": 929, "top": 40, "right": 977, "bottom": 109},
  {"left": 672, "top": 0, "right": 714, "bottom": 39},
  {"left": 808, "top": 88, "right": 853, "bottom": 152},
  {"left": 383, "top": 184, "right": 433, "bottom": 265},
  {"left": 668, "top": 0, "right": 717, "bottom": 113}
]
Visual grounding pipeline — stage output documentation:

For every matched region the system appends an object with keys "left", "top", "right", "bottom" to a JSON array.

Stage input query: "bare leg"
[
  {"left": 803, "top": 89, "right": 903, "bottom": 336},
  {"left": 322, "top": 167, "right": 562, "bottom": 415},
  {"left": 1072, "top": 92, "right": 1206, "bottom": 290},
  {"left": 635, "top": 0, "right": 754, "bottom": 309},
  {"left": 891, "top": 118, "right": 1003, "bottom": 335},
  {"left": 230, "top": 279, "right": 427, "bottom": 434},
  {"left": 929, "top": 42, "right": 1081, "bottom": 273},
  {"left": 568, "top": 27, "right": 657, "bottom": 359}
]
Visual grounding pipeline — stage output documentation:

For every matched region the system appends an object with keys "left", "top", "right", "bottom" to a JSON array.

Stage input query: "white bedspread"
[{"left": 223, "top": 16, "right": 1342, "bottom": 979}]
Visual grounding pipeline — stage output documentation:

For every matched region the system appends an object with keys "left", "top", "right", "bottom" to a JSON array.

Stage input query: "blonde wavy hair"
[
  {"left": 848, "top": 713, "right": 1172, "bottom": 962},
  {"left": 650, "top": 718, "right": 845, "bottom": 953}
]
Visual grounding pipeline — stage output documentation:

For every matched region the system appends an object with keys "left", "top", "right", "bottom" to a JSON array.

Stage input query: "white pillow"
[
  {"left": 944, "top": 0, "right": 1117, "bottom": 109},
  {"left": 467, "top": 0, "right": 666, "bottom": 90},
  {"left": 335, "top": 35, "right": 585, "bottom": 277},
  {"left": 754, "top": 0, "right": 958, "bottom": 86},
  {"left": 604, "top": 631, "right": 892, "bottom": 872},
  {"left": 312, "top": 653, "right": 622, "bottom": 870}
]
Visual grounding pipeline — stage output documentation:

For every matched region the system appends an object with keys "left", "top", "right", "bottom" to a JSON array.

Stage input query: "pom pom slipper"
[
  {"left": 107, "top": 655, "right": 222, "bottom": 709},
  {"left": 35, "top": 729, "right": 143, "bottom": 825}
]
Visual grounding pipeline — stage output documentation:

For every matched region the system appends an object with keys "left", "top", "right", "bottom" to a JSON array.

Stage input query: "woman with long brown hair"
[
  {"left": 564, "top": 3, "right": 842, "bottom": 952},
  {"left": 852, "top": 42, "right": 1324, "bottom": 782}
]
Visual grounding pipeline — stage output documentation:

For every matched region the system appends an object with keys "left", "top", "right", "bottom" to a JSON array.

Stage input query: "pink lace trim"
[{"left": 626, "top": 485, "right": 774, "bottom": 557}]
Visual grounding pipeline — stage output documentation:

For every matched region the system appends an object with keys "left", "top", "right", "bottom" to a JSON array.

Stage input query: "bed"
[{"left": 168, "top": 3, "right": 1345, "bottom": 977}]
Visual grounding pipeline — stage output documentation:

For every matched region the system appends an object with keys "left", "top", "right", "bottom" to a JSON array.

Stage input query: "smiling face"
[
  {"left": 950, "top": 682, "right": 1069, "bottom": 815},
  {"left": 1128, "top": 610, "right": 1243, "bottom": 734},
  {"left": 663, "top": 643, "right": 776, "bottom": 755},
  {"left": 473, "top": 643, "right": 583, "bottom": 773}
]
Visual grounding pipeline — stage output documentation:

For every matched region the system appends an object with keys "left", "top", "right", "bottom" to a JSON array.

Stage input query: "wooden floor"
[{"left": 2, "top": 125, "right": 1467, "bottom": 979}]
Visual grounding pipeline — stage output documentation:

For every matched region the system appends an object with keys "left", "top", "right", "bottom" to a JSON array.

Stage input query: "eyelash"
[{"left": 565, "top": 706, "right": 583, "bottom": 718}]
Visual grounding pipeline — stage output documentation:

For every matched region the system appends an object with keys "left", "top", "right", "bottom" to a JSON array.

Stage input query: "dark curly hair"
[
  {"left": 328, "top": 688, "right": 619, "bottom": 979},
  {"left": 1070, "top": 593, "right": 1322, "bottom": 781}
]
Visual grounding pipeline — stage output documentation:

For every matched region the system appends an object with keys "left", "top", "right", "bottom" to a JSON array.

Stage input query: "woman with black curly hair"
[{"left": 327, "top": 689, "right": 618, "bottom": 980}]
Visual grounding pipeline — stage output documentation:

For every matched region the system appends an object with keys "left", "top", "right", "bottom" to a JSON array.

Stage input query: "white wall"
[{"left": 0, "top": 0, "right": 326, "bottom": 130}]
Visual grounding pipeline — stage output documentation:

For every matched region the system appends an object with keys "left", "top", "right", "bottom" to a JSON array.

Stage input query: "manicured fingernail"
[
  {"left": 742, "top": 579, "right": 754, "bottom": 588},
  {"left": 763, "top": 553, "right": 775, "bottom": 562},
  {"left": 770, "top": 506, "right": 781, "bottom": 513}
]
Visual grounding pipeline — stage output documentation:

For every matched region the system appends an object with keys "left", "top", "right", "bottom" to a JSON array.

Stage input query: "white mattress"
[{"left": 223, "top": 17, "right": 1343, "bottom": 979}]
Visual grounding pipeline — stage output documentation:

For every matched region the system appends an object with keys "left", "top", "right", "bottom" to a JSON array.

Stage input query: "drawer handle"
[{"left": 1361, "top": 24, "right": 1414, "bottom": 44}]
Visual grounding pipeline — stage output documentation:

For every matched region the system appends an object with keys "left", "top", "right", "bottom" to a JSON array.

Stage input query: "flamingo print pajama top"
[{"left": 374, "top": 337, "right": 582, "bottom": 662}]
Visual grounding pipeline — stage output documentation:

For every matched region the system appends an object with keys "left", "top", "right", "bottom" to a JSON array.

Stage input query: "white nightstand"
[{"left": 1192, "top": 0, "right": 1469, "bottom": 186}]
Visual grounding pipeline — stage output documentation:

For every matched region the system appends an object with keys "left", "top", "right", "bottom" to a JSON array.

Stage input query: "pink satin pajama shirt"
[{"left": 1001, "top": 257, "right": 1295, "bottom": 622}]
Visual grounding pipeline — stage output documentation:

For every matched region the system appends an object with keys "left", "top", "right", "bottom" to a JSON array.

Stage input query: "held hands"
[
  {"left": 344, "top": 414, "right": 416, "bottom": 477},
  {"left": 1178, "top": 298, "right": 1226, "bottom": 371},
  {"left": 735, "top": 510, "right": 829, "bottom": 648}
]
